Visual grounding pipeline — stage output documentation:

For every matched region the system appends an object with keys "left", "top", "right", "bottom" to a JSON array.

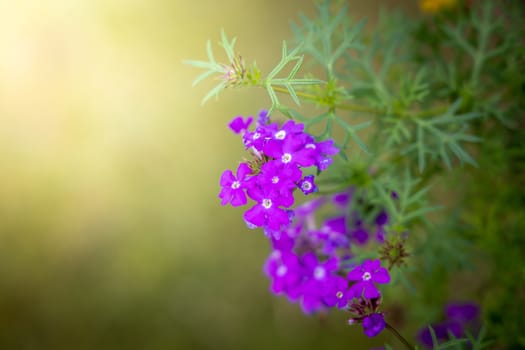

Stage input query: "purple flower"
[
  {"left": 332, "top": 190, "right": 352, "bottom": 208},
  {"left": 445, "top": 302, "right": 479, "bottom": 324},
  {"left": 269, "top": 225, "right": 299, "bottom": 252},
  {"left": 418, "top": 321, "right": 463, "bottom": 348},
  {"left": 244, "top": 186, "right": 290, "bottom": 230},
  {"left": 375, "top": 211, "right": 389, "bottom": 226},
  {"left": 257, "top": 109, "right": 270, "bottom": 126},
  {"left": 298, "top": 175, "right": 318, "bottom": 195},
  {"left": 375, "top": 226, "right": 386, "bottom": 243},
  {"left": 228, "top": 116, "right": 253, "bottom": 134},
  {"left": 347, "top": 259, "right": 390, "bottom": 299},
  {"left": 361, "top": 313, "right": 386, "bottom": 337},
  {"left": 264, "top": 135, "right": 315, "bottom": 168},
  {"left": 264, "top": 250, "right": 303, "bottom": 299},
  {"left": 417, "top": 301, "right": 480, "bottom": 349},
  {"left": 373, "top": 211, "right": 389, "bottom": 243},
  {"left": 302, "top": 253, "right": 339, "bottom": 285},
  {"left": 300, "top": 253, "right": 339, "bottom": 313},
  {"left": 323, "top": 276, "right": 352, "bottom": 309},
  {"left": 323, "top": 216, "right": 346, "bottom": 234},
  {"left": 243, "top": 123, "right": 278, "bottom": 151},
  {"left": 307, "top": 139, "right": 339, "bottom": 171},
  {"left": 218, "top": 163, "right": 253, "bottom": 206},
  {"left": 257, "top": 161, "right": 300, "bottom": 207},
  {"left": 315, "top": 216, "right": 350, "bottom": 255},
  {"left": 351, "top": 226, "right": 369, "bottom": 245},
  {"left": 272, "top": 119, "right": 305, "bottom": 141}
]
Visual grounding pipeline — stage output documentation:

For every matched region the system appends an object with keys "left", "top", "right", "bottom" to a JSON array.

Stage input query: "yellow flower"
[{"left": 420, "top": 0, "right": 457, "bottom": 13}]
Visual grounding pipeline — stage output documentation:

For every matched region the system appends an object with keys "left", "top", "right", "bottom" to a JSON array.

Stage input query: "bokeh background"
[{"left": 0, "top": 1, "right": 419, "bottom": 349}]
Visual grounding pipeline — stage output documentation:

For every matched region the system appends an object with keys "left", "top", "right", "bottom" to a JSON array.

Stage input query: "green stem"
[
  {"left": 269, "top": 86, "right": 448, "bottom": 119},
  {"left": 385, "top": 322, "right": 415, "bottom": 350},
  {"left": 271, "top": 86, "right": 378, "bottom": 114}
]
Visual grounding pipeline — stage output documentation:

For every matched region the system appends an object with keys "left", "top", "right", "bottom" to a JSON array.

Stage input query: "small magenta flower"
[
  {"left": 257, "top": 109, "right": 270, "bottom": 126},
  {"left": 374, "top": 211, "right": 389, "bottom": 243},
  {"left": 418, "top": 322, "right": 464, "bottom": 348},
  {"left": 269, "top": 225, "right": 299, "bottom": 252},
  {"left": 351, "top": 226, "right": 369, "bottom": 245},
  {"left": 362, "top": 313, "right": 386, "bottom": 337},
  {"left": 264, "top": 136, "right": 315, "bottom": 168},
  {"left": 332, "top": 190, "right": 352, "bottom": 207},
  {"left": 257, "top": 161, "right": 299, "bottom": 207},
  {"left": 228, "top": 116, "right": 253, "bottom": 134},
  {"left": 309, "top": 139, "right": 339, "bottom": 171},
  {"left": 264, "top": 250, "right": 303, "bottom": 299},
  {"left": 347, "top": 297, "right": 385, "bottom": 337},
  {"left": 315, "top": 216, "right": 350, "bottom": 255},
  {"left": 417, "top": 301, "right": 480, "bottom": 349},
  {"left": 301, "top": 253, "right": 339, "bottom": 291},
  {"left": 273, "top": 119, "right": 305, "bottom": 140},
  {"left": 219, "top": 163, "right": 253, "bottom": 206},
  {"left": 298, "top": 175, "right": 318, "bottom": 195},
  {"left": 299, "top": 253, "right": 339, "bottom": 313},
  {"left": 244, "top": 186, "right": 290, "bottom": 230},
  {"left": 445, "top": 302, "right": 479, "bottom": 324},
  {"left": 347, "top": 259, "right": 390, "bottom": 299},
  {"left": 375, "top": 211, "right": 389, "bottom": 226},
  {"left": 323, "top": 276, "right": 352, "bottom": 309},
  {"left": 243, "top": 123, "right": 279, "bottom": 151}
]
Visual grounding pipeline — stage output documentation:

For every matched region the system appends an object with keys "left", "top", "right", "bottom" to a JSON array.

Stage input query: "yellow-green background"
[{"left": 0, "top": 1, "right": 417, "bottom": 348}]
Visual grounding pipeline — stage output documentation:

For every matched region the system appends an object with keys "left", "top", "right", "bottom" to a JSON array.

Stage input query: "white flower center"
[
  {"left": 281, "top": 153, "right": 292, "bottom": 164},
  {"left": 276, "top": 265, "right": 287, "bottom": 277},
  {"left": 305, "top": 143, "right": 316, "bottom": 149},
  {"left": 262, "top": 198, "right": 272, "bottom": 209},
  {"left": 313, "top": 266, "right": 326, "bottom": 280},
  {"left": 231, "top": 181, "right": 241, "bottom": 189},
  {"left": 271, "top": 250, "right": 281, "bottom": 259},
  {"left": 275, "top": 130, "right": 286, "bottom": 140},
  {"left": 253, "top": 132, "right": 261, "bottom": 140},
  {"left": 362, "top": 272, "right": 372, "bottom": 281},
  {"left": 336, "top": 291, "right": 344, "bottom": 299},
  {"left": 271, "top": 176, "right": 279, "bottom": 184},
  {"left": 301, "top": 181, "right": 312, "bottom": 191}
]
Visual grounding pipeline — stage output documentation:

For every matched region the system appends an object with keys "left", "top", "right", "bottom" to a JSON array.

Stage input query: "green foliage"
[
  {"left": 424, "top": 325, "right": 492, "bottom": 350},
  {"left": 401, "top": 100, "right": 481, "bottom": 172},
  {"left": 372, "top": 170, "right": 442, "bottom": 230},
  {"left": 184, "top": 30, "right": 238, "bottom": 104},
  {"left": 185, "top": 30, "right": 323, "bottom": 110},
  {"left": 290, "top": 1, "right": 365, "bottom": 79},
  {"left": 263, "top": 41, "right": 324, "bottom": 111}
]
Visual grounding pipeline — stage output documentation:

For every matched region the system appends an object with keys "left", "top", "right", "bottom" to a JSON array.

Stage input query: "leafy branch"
[
  {"left": 291, "top": 0, "right": 365, "bottom": 79},
  {"left": 185, "top": 30, "right": 323, "bottom": 109},
  {"left": 263, "top": 41, "right": 324, "bottom": 112},
  {"left": 399, "top": 100, "right": 481, "bottom": 172},
  {"left": 372, "top": 169, "right": 442, "bottom": 231}
]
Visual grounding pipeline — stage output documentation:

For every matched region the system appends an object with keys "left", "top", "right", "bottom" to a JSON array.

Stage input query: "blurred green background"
[{"left": 0, "top": 1, "right": 418, "bottom": 348}]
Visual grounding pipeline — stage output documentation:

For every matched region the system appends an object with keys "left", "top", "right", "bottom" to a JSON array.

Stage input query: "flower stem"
[
  {"left": 269, "top": 85, "right": 448, "bottom": 119},
  {"left": 385, "top": 322, "right": 415, "bottom": 350},
  {"left": 271, "top": 86, "right": 379, "bottom": 114}
]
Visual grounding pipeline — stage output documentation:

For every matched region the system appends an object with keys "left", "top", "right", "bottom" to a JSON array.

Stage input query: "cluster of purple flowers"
[
  {"left": 418, "top": 301, "right": 480, "bottom": 348},
  {"left": 219, "top": 110, "right": 392, "bottom": 338},
  {"left": 262, "top": 194, "right": 391, "bottom": 337},
  {"left": 219, "top": 110, "right": 338, "bottom": 233}
]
